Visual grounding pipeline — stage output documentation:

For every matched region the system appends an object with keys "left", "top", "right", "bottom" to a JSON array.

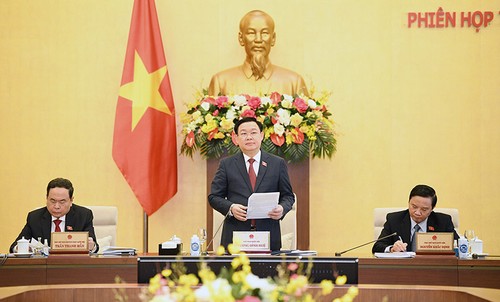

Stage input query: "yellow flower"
[
  {"left": 161, "top": 269, "right": 172, "bottom": 278},
  {"left": 231, "top": 270, "right": 246, "bottom": 284},
  {"left": 290, "top": 113, "right": 304, "bottom": 127},
  {"left": 228, "top": 239, "right": 242, "bottom": 254},
  {"left": 201, "top": 119, "right": 218, "bottom": 133},
  {"left": 178, "top": 274, "right": 199, "bottom": 287},
  {"left": 220, "top": 118, "right": 234, "bottom": 131},
  {"left": 320, "top": 279, "right": 334, "bottom": 295},
  {"left": 335, "top": 275, "right": 347, "bottom": 286},
  {"left": 231, "top": 257, "right": 241, "bottom": 269},
  {"left": 148, "top": 274, "right": 162, "bottom": 294},
  {"left": 198, "top": 267, "right": 216, "bottom": 282},
  {"left": 216, "top": 245, "right": 226, "bottom": 256},
  {"left": 347, "top": 286, "right": 359, "bottom": 297},
  {"left": 214, "top": 132, "right": 225, "bottom": 139},
  {"left": 285, "top": 275, "right": 308, "bottom": 296}
]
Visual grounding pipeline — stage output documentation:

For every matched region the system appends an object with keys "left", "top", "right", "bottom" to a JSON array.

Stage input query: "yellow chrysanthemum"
[
  {"left": 148, "top": 274, "right": 162, "bottom": 293},
  {"left": 198, "top": 267, "right": 216, "bottom": 282},
  {"left": 320, "top": 279, "right": 334, "bottom": 295},
  {"left": 161, "top": 269, "right": 172, "bottom": 278},
  {"left": 335, "top": 275, "right": 347, "bottom": 286},
  {"left": 216, "top": 245, "right": 226, "bottom": 256},
  {"left": 231, "top": 257, "right": 241, "bottom": 269},
  {"left": 228, "top": 240, "right": 242, "bottom": 254},
  {"left": 178, "top": 274, "right": 199, "bottom": 287}
]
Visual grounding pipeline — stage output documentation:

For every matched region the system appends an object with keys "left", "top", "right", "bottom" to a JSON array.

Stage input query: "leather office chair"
[
  {"left": 211, "top": 194, "right": 297, "bottom": 251},
  {"left": 373, "top": 207, "right": 460, "bottom": 239},
  {"left": 84, "top": 206, "right": 118, "bottom": 247}
]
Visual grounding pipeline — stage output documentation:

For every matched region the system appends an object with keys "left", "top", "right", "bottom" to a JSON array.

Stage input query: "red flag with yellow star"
[{"left": 112, "top": 0, "right": 177, "bottom": 216}]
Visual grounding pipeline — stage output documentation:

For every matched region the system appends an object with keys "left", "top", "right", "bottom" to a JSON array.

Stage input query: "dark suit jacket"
[
  {"left": 372, "top": 209, "right": 459, "bottom": 253},
  {"left": 209, "top": 151, "right": 295, "bottom": 251},
  {"left": 10, "top": 204, "right": 99, "bottom": 253}
]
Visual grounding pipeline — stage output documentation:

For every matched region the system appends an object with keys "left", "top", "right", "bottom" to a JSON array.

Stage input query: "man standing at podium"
[
  {"left": 209, "top": 117, "right": 295, "bottom": 252},
  {"left": 10, "top": 178, "right": 98, "bottom": 253},
  {"left": 372, "top": 184, "right": 459, "bottom": 253}
]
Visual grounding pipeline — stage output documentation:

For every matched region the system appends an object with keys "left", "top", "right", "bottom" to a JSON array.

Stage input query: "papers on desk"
[
  {"left": 272, "top": 250, "right": 318, "bottom": 256},
  {"left": 101, "top": 246, "right": 137, "bottom": 256},
  {"left": 374, "top": 252, "right": 416, "bottom": 258},
  {"left": 246, "top": 192, "right": 279, "bottom": 219}
]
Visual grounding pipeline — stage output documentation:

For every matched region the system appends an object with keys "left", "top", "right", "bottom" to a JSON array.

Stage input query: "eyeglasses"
[{"left": 238, "top": 131, "right": 261, "bottom": 138}]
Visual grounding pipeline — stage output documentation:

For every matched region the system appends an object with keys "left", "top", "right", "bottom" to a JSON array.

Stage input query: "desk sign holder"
[
  {"left": 416, "top": 232, "right": 455, "bottom": 255},
  {"left": 50, "top": 232, "right": 89, "bottom": 254},
  {"left": 233, "top": 231, "right": 270, "bottom": 253}
]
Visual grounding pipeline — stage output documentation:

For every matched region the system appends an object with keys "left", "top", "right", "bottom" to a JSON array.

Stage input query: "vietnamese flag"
[{"left": 112, "top": 0, "right": 177, "bottom": 216}]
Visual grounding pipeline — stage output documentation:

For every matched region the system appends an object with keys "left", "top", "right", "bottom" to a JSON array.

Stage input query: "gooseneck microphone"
[
  {"left": 204, "top": 209, "right": 231, "bottom": 255},
  {"left": 472, "top": 253, "right": 500, "bottom": 259},
  {"left": 335, "top": 232, "right": 398, "bottom": 256}
]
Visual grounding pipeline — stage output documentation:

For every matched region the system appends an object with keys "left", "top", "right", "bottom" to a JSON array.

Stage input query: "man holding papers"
[{"left": 209, "top": 117, "right": 295, "bottom": 252}]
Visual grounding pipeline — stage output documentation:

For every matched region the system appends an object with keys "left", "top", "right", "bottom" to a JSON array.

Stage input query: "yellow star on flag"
[{"left": 119, "top": 51, "right": 171, "bottom": 130}]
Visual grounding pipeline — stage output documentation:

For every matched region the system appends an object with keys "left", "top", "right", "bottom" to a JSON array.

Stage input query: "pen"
[{"left": 398, "top": 236, "right": 404, "bottom": 243}]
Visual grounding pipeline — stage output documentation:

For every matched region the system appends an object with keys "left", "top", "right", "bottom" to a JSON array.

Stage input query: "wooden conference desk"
[
  {"left": 1, "top": 254, "right": 499, "bottom": 289},
  {"left": 0, "top": 255, "right": 137, "bottom": 286}
]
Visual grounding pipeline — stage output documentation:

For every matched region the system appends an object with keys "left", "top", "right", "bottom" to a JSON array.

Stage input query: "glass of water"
[{"left": 198, "top": 228, "right": 207, "bottom": 255}]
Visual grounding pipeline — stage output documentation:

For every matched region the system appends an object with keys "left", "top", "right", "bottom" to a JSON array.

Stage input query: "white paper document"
[
  {"left": 374, "top": 252, "right": 416, "bottom": 258},
  {"left": 246, "top": 192, "right": 280, "bottom": 219}
]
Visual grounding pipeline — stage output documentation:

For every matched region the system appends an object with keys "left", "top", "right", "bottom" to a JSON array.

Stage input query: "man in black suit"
[
  {"left": 372, "top": 184, "right": 459, "bottom": 253},
  {"left": 209, "top": 117, "right": 295, "bottom": 252},
  {"left": 10, "top": 178, "right": 98, "bottom": 253}
]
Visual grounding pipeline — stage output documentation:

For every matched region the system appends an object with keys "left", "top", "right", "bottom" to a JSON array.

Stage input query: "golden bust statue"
[{"left": 208, "top": 10, "right": 309, "bottom": 97}]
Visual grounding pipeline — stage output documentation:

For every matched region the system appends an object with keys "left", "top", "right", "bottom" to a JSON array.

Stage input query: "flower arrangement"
[
  {"left": 180, "top": 89, "right": 336, "bottom": 163},
  {"left": 142, "top": 243, "right": 358, "bottom": 302}
]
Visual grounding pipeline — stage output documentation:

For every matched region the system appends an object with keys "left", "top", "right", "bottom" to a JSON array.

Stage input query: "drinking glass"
[
  {"left": 198, "top": 228, "right": 207, "bottom": 254},
  {"left": 464, "top": 229, "right": 475, "bottom": 254}
]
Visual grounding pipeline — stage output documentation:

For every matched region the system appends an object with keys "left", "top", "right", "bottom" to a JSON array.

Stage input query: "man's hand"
[
  {"left": 88, "top": 237, "right": 96, "bottom": 252},
  {"left": 231, "top": 204, "right": 248, "bottom": 221},
  {"left": 268, "top": 205, "right": 284, "bottom": 220},
  {"left": 390, "top": 240, "right": 408, "bottom": 252}
]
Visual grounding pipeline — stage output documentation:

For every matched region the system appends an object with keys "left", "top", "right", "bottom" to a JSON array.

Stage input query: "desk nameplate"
[
  {"left": 50, "top": 232, "right": 88, "bottom": 254},
  {"left": 416, "top": 232, "right": 454, "bottom": 255}
]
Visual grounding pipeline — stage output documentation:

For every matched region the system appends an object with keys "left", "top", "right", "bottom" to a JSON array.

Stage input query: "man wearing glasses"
[
  {"left": 10, "top": 178, "right": 98, "bottom": 253},
  {"left": 209, "top": 117, "right": 295, "bottom": 252}
]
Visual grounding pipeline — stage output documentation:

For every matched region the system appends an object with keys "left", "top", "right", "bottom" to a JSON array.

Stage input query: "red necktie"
[
  {"left": 248, "top": 158, "right": 257, "bottom": 230},
  {"left": 248, "top": 158, "right": 256, "bottom": 191},
  {"left": 54, "top": 219, "right": 62, "bottom": 232}
]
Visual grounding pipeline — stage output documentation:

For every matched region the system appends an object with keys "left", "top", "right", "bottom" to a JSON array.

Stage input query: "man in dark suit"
[
  {"left": 209, "top": 117, "right": 295, "bottom": 252},
  {"left": 372, "top": 184, "right": 459, "bottom": 253},
  {"left": 10, "top": 178, "right": 98, "bottom": 253}
]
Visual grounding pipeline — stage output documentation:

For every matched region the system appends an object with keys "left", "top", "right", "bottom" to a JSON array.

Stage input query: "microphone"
[
  {"left": 204, "top": 209, "right": 231, "bottom": 255},
  {"left": 472, "top": 253, "right": 500, "bottom": 259},
  {"left": 335, "top": 232, "right": 398, "bottom": 256}
]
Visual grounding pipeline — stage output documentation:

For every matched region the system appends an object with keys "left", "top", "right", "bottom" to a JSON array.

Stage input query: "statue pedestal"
[{"left": 206, "top": 158, "right": 310, "bottom": 250}]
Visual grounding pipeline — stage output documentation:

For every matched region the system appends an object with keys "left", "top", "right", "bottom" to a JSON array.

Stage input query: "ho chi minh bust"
[{"left": 208, "top": 10, "right": 309, "bottom": 97}]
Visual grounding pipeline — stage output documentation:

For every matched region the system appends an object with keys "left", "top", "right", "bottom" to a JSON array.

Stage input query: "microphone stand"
[
  {"left": 335, "top": 232, "right": 398, "bottom": 256},
  {"left": 203, "top": 210, "right": 230, "bottom": 255}
]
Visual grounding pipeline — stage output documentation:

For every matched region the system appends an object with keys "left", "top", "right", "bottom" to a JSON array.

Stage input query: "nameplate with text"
[
  {"left": 51, "top": 232, "right": 89, "bottom": 254},
  {"left": 233, "top": 231, "right": 270, "bottom": 253},
  {"left": 416, "top": 232, "right": 454, "bottom": 255}
]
